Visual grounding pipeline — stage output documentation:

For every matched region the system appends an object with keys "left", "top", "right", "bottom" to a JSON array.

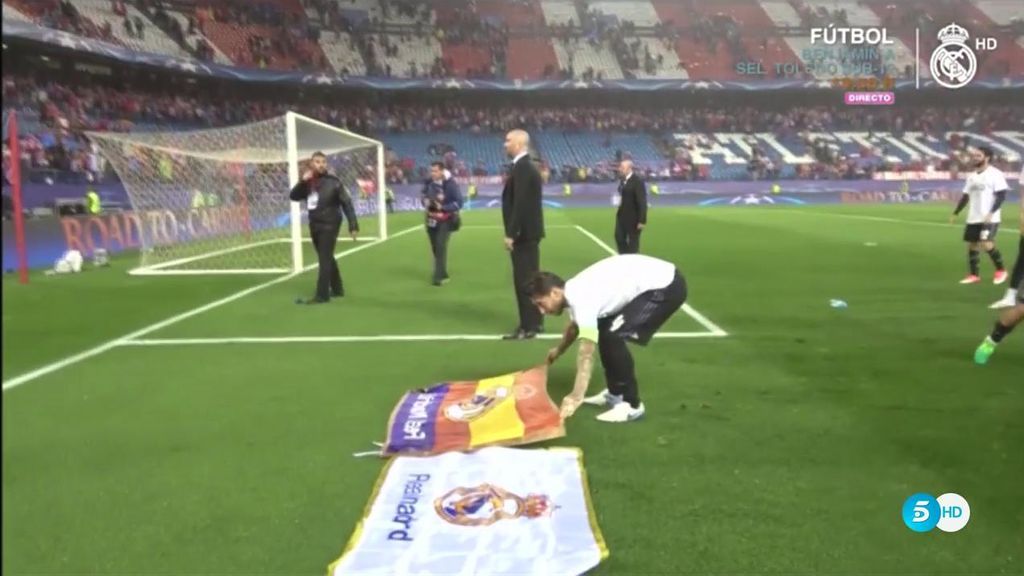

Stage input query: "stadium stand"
[
  {"left": 367, "top": 34, "right": 443, "bottom": 78},
  {"left": 551, "top": 37, "right": 625, "bottom": 80},
  {"left": 975, "top": 0, "right": 1024, "bottom": 25},
  {"left": 506, "top": 37, "right": 560, "bottom": 80},
  {"left": 2, "top": 1, "right": 31, "bottom": 22},
  {"left": 589, "top": 0, "right": 662, "bottom": 27},
  {"left": 72, "top": 0, "right": 190, "bottom": 58},
  {"left": 163, "top": 10, "right": 232, "bottom": 64},
  {"left": 317, "top": 31, "right": 369, "bottom": 76},
  {"left": 3, "top": 0, "right": 1022, "bottom": 81},
  {"left": 757, "top": 0, "right": 803, "bottom": 27}
]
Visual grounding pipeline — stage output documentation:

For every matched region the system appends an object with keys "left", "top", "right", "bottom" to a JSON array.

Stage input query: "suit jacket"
[
  {"left": 616, "top": 174, "right": 648, "bottom": 226},
  {"left": 502, "top": 155, "right": 545, "bottom": 242}
]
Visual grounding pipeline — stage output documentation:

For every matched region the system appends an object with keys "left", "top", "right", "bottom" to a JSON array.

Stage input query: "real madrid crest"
[{"left": 929, "top": 23, "right": 977, "bottom": 89}]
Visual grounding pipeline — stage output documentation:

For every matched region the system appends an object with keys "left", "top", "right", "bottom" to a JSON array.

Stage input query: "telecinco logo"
[{"left": 902, "top": 493, "right": 970, "bottom": 533}]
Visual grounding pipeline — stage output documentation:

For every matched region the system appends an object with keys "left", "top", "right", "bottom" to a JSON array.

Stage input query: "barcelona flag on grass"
[{"left": 383, "top": 365, "right": 564, "bottom": 456}]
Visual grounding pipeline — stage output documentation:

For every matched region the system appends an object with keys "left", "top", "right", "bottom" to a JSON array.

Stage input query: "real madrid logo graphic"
[
  {"left": 434, "top": 484, "right": 555, "bottom": 526},
  {"left": 443, "top": 386, "right": 510, "bottom": 422},
  {"left": 929, "top": 23, "right": 977, "bottom": 89}
]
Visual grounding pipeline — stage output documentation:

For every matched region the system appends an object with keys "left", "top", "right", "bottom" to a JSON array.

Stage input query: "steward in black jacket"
[{"left": 289, "top": 151, "right": 359, "bottom": 303}]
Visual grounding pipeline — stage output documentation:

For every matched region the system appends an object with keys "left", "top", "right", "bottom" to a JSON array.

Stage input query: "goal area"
[{"left": 87, "top": 112, "right": 386, "bottom": 275}]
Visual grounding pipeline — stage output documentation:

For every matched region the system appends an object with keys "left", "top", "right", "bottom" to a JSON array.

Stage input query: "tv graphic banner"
[
  {"left": 383, "top": 365, "right": 564, "bottom": 456},
  {"left": 329, "top": 447, "right": 608, "bottom": 576}
]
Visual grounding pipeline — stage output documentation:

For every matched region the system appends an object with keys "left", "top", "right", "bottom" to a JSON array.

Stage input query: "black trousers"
[
  {"left": 1011, "top": 236, "right": 1024, "bottom": 291},
  {"left": 615, "top": 219, "right": 642, "bottom": 254},
  {"left": 511, "top": 240, "right": 543, "bottom": 331},
  {"left": 598, "top": 270, "right": 687, "bottom": 407},
  {"left": 427, "top": 219, "right": 452, "bottom": 282},
  {"left": 311, "top": 223, "right": 342, "bottom": 300}
]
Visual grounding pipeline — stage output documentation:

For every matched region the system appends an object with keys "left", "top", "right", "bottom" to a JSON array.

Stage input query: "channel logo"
[{"left": 901, "top": 493, "right": 970, "bottom": 533}]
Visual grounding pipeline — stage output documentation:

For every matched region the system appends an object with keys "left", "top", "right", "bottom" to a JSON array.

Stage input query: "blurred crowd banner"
[
  {"left": 4, "top": 180, "right": 1020, "bottom": 272},
  {"left": 4, "top": 20, "right": 1023, "bottom": 92}
]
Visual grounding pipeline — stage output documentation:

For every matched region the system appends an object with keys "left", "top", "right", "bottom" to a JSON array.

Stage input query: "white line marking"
[
  {"left": 1, "top": 225, "right": 421, "bottom": 393},
  {"left": 131, "top": 236, "right": 382, "bottom": 275},
  {"left": 460, "top": 224, "right": 575, "bottom": 229},
  {"left": 572, "top": 224, "right": 729, "bottom": 336},
  {"left": 131, "top": 238, "right": 284, "bottom": 273},
  {"left": 119, "top": 332, "right": 726, "bottom": 346},
  {"left": 770, "top": 209, "right": 1022, "bottom": 234}
]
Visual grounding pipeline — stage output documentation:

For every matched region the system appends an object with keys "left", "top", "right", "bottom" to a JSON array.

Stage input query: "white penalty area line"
[
  {"left": 1, "top": 225, "right": 422, "bottom": 393},
  {"left": 120, "top": 331, "right": 726, "bottom": 346},
  {"left": 572, "top": 224, "right": 729, "bottom": 337}
]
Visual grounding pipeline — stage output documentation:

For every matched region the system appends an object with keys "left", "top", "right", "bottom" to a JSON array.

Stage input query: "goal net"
[{"left": 87, "top": 112, "right": 386, "bottom": 275}]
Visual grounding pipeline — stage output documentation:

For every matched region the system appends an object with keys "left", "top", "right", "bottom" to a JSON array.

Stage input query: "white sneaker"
[
  {"left": 990, "top": 297, "right": 1016, "bottom": 309},
  {"left": 582, "top": 390, "right": 623, "bottom": 407},
  {"left": 596, "top": 402, "right": 645, "bottom": 423}
]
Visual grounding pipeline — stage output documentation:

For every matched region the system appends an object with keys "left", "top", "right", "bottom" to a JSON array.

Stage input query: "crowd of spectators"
[{"left": 3, "top": 75, "right": 1021, "bottom": 186}]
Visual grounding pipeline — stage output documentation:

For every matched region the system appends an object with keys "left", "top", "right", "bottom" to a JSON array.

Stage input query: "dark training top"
[{"left": 289, "top": 173, "right": 359, "bottom": 231}]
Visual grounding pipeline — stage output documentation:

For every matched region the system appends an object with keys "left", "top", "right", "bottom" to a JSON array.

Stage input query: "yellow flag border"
[{"left": 326, "top": 447, "right": 609, "bottom": 574}]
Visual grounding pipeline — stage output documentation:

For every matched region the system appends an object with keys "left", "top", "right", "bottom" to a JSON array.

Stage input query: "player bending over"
[
  {"left": 527, "top": 254, "right": 687, "bottom": 423},
  {"left": 990, "top": 165, "right": 1024, "bottom": 309},
  {"left": 950, "top": 146, "right": 1009, "bottom": 285}
]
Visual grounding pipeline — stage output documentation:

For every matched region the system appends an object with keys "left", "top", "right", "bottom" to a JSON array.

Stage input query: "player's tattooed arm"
[{"left": 569, "top": 340, "right": 596, "bottom": 401}]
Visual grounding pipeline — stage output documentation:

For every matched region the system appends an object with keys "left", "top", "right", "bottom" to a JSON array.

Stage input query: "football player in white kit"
[{"left": 950, "top": 146, "right": 1010, "bottom": 285}]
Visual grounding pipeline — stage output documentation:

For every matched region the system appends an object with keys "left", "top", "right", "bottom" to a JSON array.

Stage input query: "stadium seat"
[
  {"left": 368, "top": 35, "right": 443, "bottom": 78},
  {"left": 344, "top": 0, "right": 435, "bottom": 25},
  {"left": 552, "top": 38, "right": 625, "bottom": 80},
  {"left": 477, "top": 0, "right": 546, "bottom": 27},
  {"left": 318, "top": 32, "right": 368, "bottom": 76},
  {"left": 72, "top": 0, "right": 190, "bottom": 58},
  {"left": 630, "top": 37, "right": 687, "bottom": 79},
  {"left": 802, "top": 0, "right": 881, "bottom": 25},
  {"left": 974, "top": 0, "right": 1024, "bottom": 25},
  {"left": 2, "top": 2, "right": 32, "bottom": 22},
  {"left": 441, "top": 44, "right": 493, "bottom": 78},
  {"left": 506, "top": 37, "right": 559, "bottom": 80},
  {"left": 588, "top": 0, "right": 662, "bottom": 27},
  {"left": 757, "top": 0, "right": 804, "bottom": 27},
  {"left": 166, "top": 11, "right": 232, "bottom": 65}
]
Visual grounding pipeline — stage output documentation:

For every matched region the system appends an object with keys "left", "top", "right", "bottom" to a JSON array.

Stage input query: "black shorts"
[
  {"left": 598, "top": 270, "right": 688, "bottom": 346},
  {"left": 963, "top": 223, "right": 999, "bottom": 242}
]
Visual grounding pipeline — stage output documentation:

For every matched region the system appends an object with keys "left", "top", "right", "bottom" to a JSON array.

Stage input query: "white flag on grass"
[{"left": 329, "top": 447, "right": 609, "bottom": 576}]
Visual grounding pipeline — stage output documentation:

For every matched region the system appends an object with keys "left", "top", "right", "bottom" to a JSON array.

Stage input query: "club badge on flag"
[
  {"left": 383, "top": 365, "right": 564, "bottom": 456},
  {"left": 328, "top": 447, "right": 609, "bottom": 576}
]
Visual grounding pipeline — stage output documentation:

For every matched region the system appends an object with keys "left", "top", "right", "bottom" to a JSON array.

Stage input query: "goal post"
[{"left": 87, "top": 112, "right": 386, "bottom": 276}]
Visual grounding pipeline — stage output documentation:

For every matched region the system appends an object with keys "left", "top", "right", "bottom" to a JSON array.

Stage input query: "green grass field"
[{"left": 3, "top": 204, "right": 1022, "bottom": 575}]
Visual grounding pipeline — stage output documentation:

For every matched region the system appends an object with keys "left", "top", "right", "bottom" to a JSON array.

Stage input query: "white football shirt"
[
  {"left": 564, "top": 254, "right": 677, "bottom": 342},
  {"left": 962, "top": 165, "right": 1008, "bottom": 224}
]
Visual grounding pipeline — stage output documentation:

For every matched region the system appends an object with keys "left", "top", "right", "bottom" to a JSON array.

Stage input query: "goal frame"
[
  {"left": 283, "top": 111, "right": 387, "bottom": 274},
  {"left": 104, "top": 112, "right": 387, "bottom": 276}
]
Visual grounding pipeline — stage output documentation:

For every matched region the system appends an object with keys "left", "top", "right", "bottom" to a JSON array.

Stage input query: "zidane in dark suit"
[
  {"left": 615, "top": 159, "right": 647, "bottom": 254},
  {"left": 501, "top": 129, "right": 545, "bottom": 340}
]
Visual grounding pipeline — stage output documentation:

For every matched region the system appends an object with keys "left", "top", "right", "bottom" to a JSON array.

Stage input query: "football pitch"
[{"left": 3, "top": 204, "right": 1022, "bottom": 574}]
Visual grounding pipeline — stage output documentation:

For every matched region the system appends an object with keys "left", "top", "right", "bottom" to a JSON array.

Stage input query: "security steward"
[{"left": 289, "top": 151, "right": 359, "bottom": 304}]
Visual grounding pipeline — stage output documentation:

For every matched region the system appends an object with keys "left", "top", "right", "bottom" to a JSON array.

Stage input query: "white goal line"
[
  {"left": 119, "top": 331, "right": 727, "bottom": 346},
  {"left": 130, "top": 235, "right": 383, "bottom": 275}
]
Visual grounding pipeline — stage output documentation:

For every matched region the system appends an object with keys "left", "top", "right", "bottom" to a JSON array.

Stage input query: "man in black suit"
[
  {"left": 615, "top": 159, "right": 647, "bottom": 254},
  {"left": 501, "top": 129, "right": 545, "bottom": 340}
]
